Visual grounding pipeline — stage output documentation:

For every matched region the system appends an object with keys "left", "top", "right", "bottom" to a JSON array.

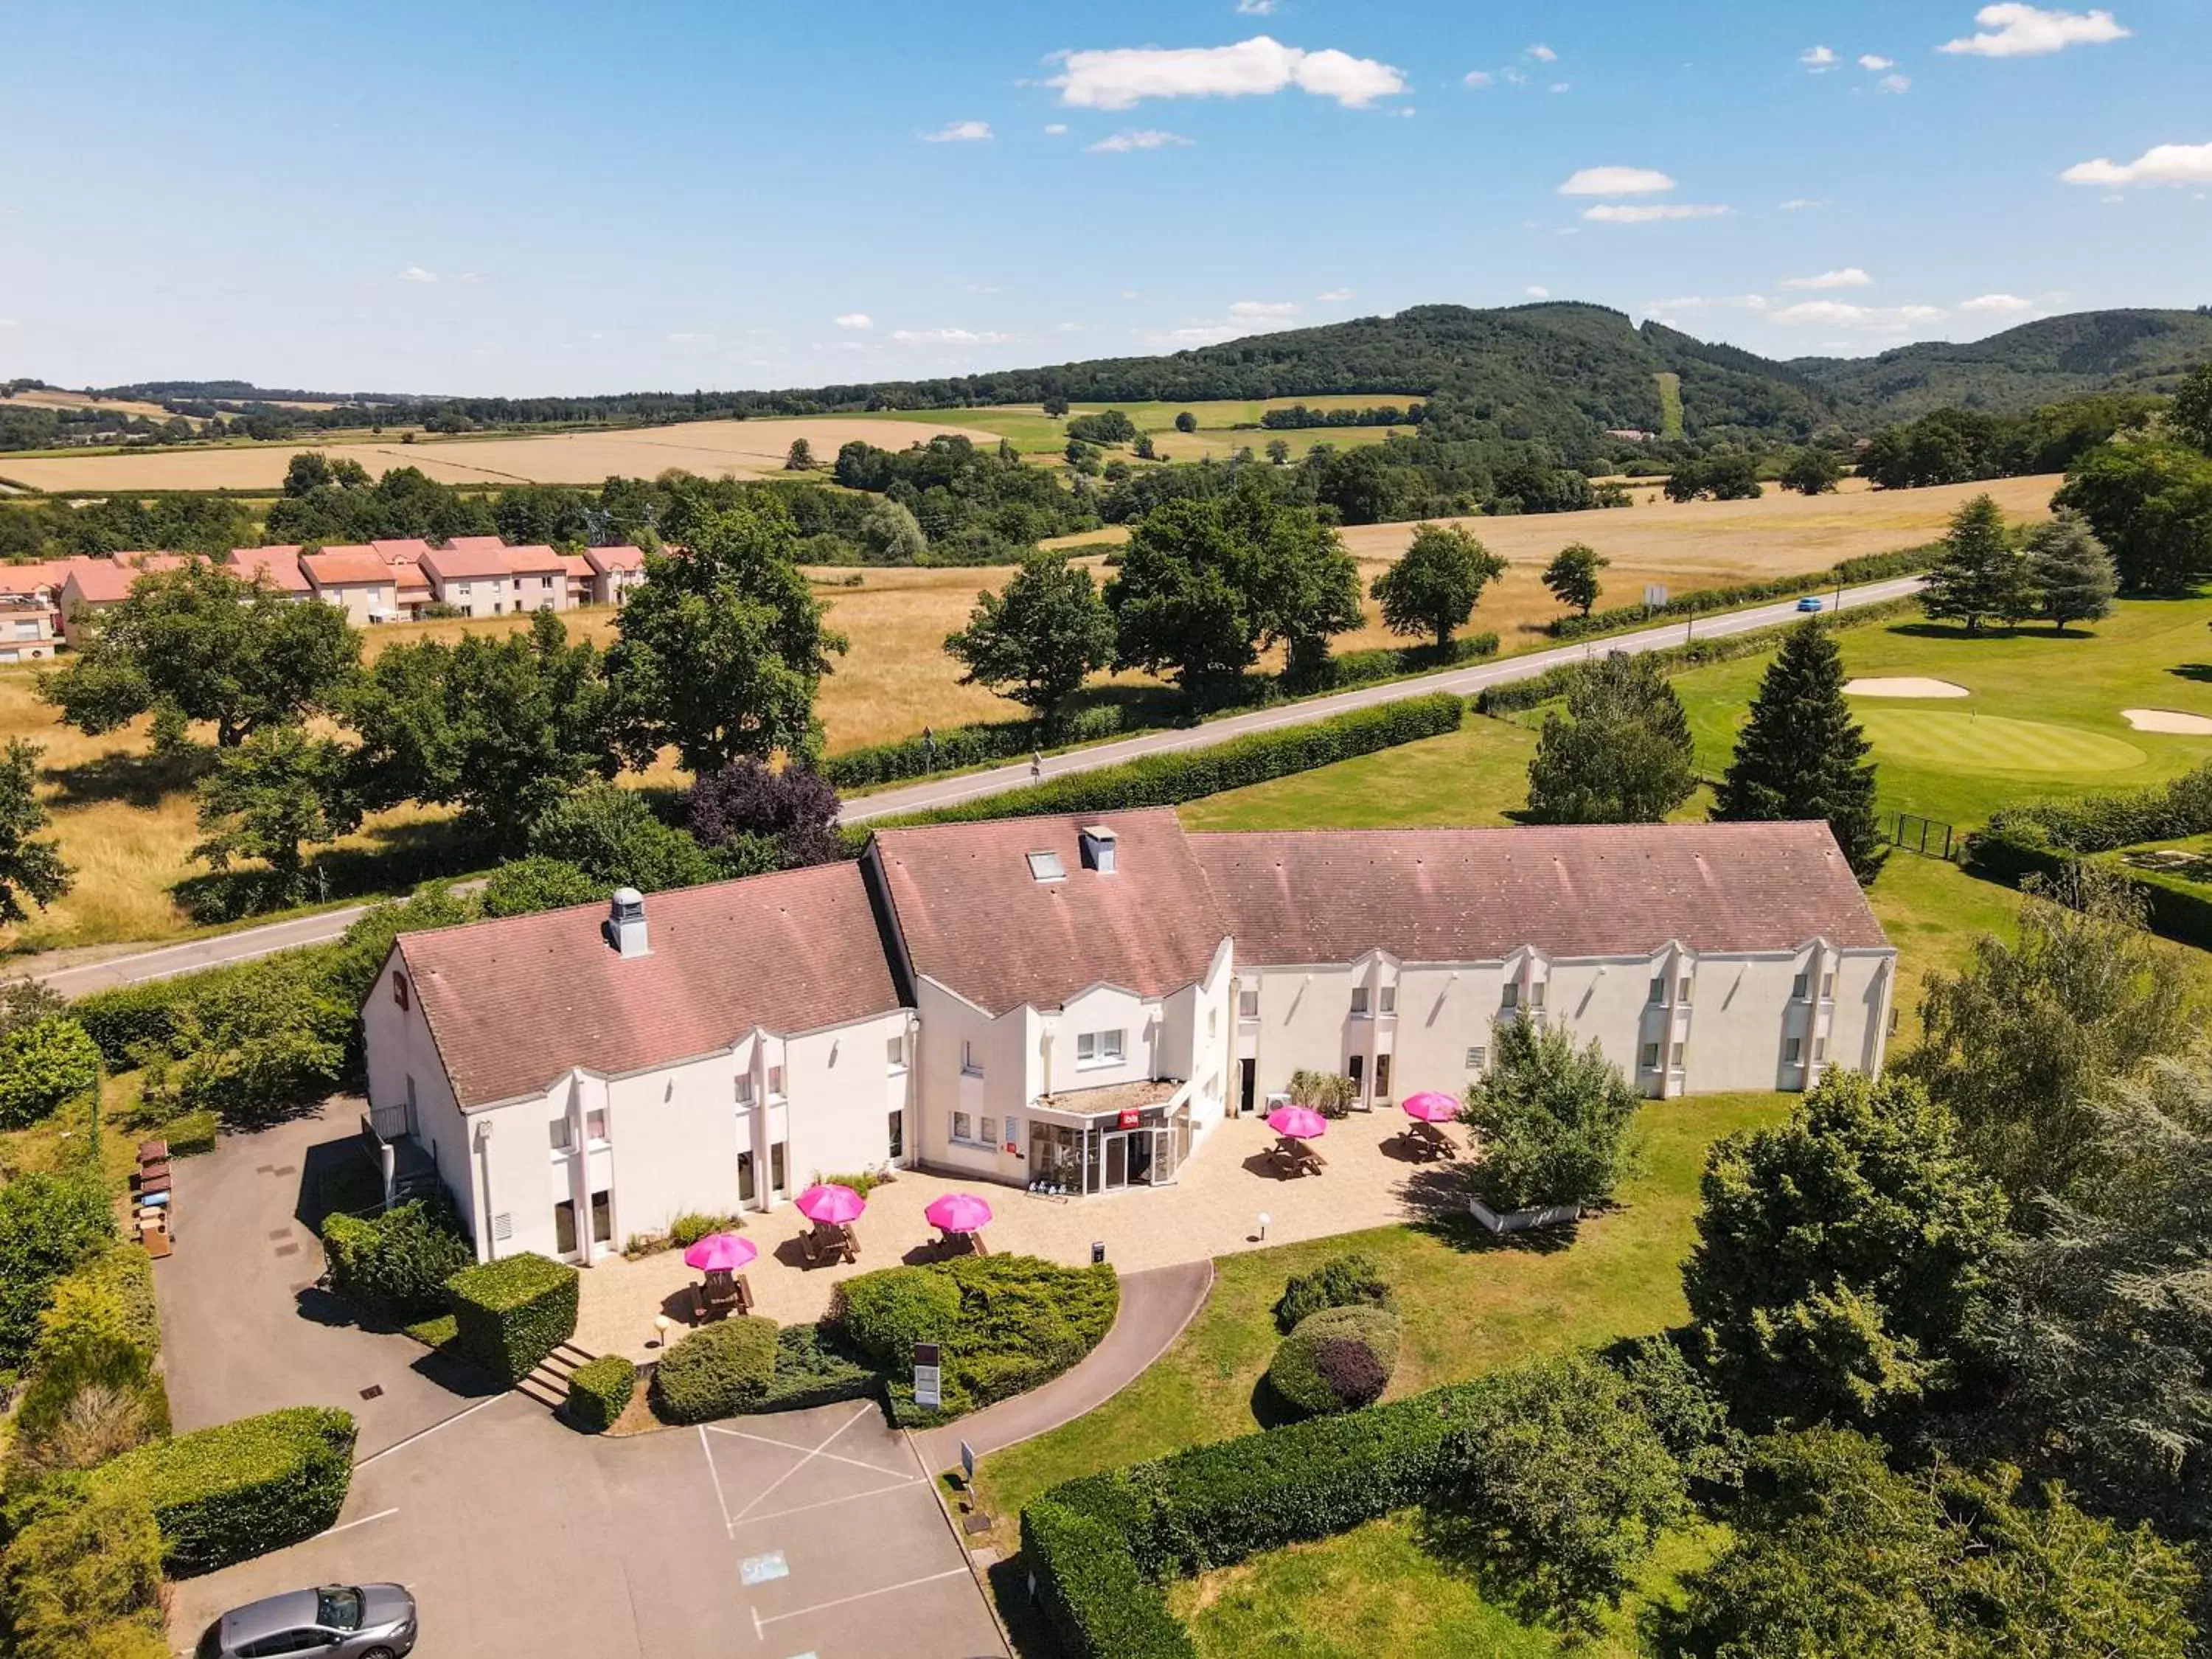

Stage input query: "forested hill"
[{"left": 1787, "top": 307, "right": 2212, "bottom": 423}]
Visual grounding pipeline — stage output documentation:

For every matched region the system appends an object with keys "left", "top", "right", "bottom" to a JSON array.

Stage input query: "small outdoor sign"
[
  {"left": 961, "top": 1440, "right": 977, "bottom": 1484},
  {"left": 1644, "top": 584, "right": 1669, "bottom": 609},
  {"left": 1119, "top": 1107, "right": 1141, "bottom": 1129},
  {"left": 914, "top": 1341, "right": 942, "bottom": 1411}
]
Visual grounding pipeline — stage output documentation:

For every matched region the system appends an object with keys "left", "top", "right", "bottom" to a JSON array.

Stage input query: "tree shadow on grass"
[
  {"left": 986, "top": 1551, "right": 1067, "bottom": 1659},
  {"left": 44, "top": 742, "right": 215, "bottom": 808},
  {"left": 1408, "top": 1504, "right": 1604, "bottom": 1640},
  {"left": 2169, "top": 664, "right": 2212, "bottom": 684},
  {"left": 1399, "top": 1186, "right": 1580, "bottom": 1259}
]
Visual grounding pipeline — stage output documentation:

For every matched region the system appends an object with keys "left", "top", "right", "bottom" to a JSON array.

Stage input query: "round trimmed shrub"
[
  {"left": 1266, "top": 1306, "right": 1403, "bottom": 1418},
  {"left": 832, "top": 1265, "right": 964, "bottom": 1367},
  {"left": 1273, "top": 1251, "right": 1394, "bottom": 1335},
  {"left": 651, "top": 1316, "right": 780, "bottom": 1424},
  {"left": 0, "top": 1017, "right": 102, "bottom": 1130},
  {"left": 566, "top": 1354, "right": 638, "bottom": 1433}
]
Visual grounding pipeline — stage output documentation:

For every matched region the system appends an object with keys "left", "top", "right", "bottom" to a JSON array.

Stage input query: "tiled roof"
[
  {"left": 369, "top": 538, "right": 433, "bottom": 565},
  {"left": 0, "top": 562, "right": 67, "bottom": 597},
  {"left": 871, "top": 809, "right": 1228, "bottom": 1015},
  {"left": 302, "top": 548, "right": 397, "bottom": 587},
  {"left": 418, "top": 544, "right": 515, "bottom": 581},
  {"left": 442, "top": 535, "right": 508, "bottom": 552},
  {"left": 500, "top": 544, "right": 565, "bottom": 574},
  {"left": 560, "top": 554, "right": 595, "bottom": 578},
  {"left": 1188, "top": 821, "right": 1888, "bottom": 964},
  {"left": 583, "top": 544, "right": 645, "bottom": 574},
  {"left": 228, "top": 546, "right": 310, "bottom": 594},
  {"left": 397, "top": 861, "right": 903, "bottom": 1110},
  {"left": 61, "top": 557, "right": 174, "bottom": 604}
]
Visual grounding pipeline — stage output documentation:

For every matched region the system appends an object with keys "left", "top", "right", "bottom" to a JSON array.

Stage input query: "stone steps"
[{"left": 515, "top": 1340, "right": 597, "bottom": 1411}]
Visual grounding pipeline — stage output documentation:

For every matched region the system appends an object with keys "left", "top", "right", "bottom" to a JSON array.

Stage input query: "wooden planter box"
[{"left": 1469, "top": 1197, "right": 1582, "bottom": 1235}]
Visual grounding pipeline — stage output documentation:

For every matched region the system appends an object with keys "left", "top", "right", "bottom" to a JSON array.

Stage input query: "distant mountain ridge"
[{"left": 69, "top": 302, "right": 2212, "bottom": 441}]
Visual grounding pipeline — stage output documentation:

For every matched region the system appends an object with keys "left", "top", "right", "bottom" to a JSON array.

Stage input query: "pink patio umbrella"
[
  {"left": 1265, "top": 1105, "right": 1330, "bottom": 1141},
  {"left": 923, "top": 1192, "right": 994, "bottom": 1234},
  {"left": 681, "top": 1232, "right": 757, "bottom": 1273},
  {"left": 796, "top": 1183, "right": 866, "bottom": 1226},
  {"left": 1400, "top": 1091, "right": 1461, "bottom": 1124}
]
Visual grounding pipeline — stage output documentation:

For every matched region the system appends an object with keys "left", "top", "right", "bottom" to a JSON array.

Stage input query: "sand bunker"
[
  {"left": 1844, "top": 678, "right": 1971, "bottom": 698},
  {"left": 2122, "top": 708, "right": 2212, "bottom": 735}
]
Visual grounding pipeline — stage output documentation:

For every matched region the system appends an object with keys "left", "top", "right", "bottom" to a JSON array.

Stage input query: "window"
[
  {"left": 1500, "top": 983, "right": 1519, "bottom": 1011},
  {"left": 1529, "top": 981, "right": 1548, "bottom": 1010},
  {"left": 952, "top": 1110, "right": 975, "bottom": 1144},
  {"left": 1378, "top": 986, "right": 1397, "bottom": 1015},
  {"left": 1239, "top": 987, "right": 1259, "bottom": 1019},
  {"left": 1374, "top": 1054, "right": 1391, "bottom": 1099},
  {"left": 1784, "top": 1036, "right": 1803, "bottom": 1065},
  {"left": 1814, "top": 1034, "right": 1829, "bottom": 1061},
  {"left": 887, "top": 1110, "right": 905, "bottom": 1160},
  {"left": 961, "top": 1040, "right": 983, "bottom": 1077},
  {"left": 456, "top": 582, "right": 473, "bottom": 596},
  {"left": 735, "top": 1075, "right": 754, "bottom": 1107},
  {"left": 1209, "top": 1008, "right": 1219, "bottom": 1038},
  {"left": 1671, "top": 1042, "right": 1686, "bottom": 1068},
  {"left": 1004, "top": 1114, "right": 1019, "bottom": 1147},
  {"left": 1350, "top": 987, "right": 1371, "bottom": 1016},
  {"left": 554, "top": 1199, "right": 578, "bottom": 1256},
  {"left": 1792, "top": 971, "right": 1809, "bottom": 1000},
  {"left": 1649, "top": 976, "right": 1666, "bottom": 1005},
  {"left": 980, "top": 1116, "right": 998, "bottom": 1147},
  {"left": 1466, "top": 1045, "right": 1488, "bottom": 1071},
  {"left": 549, "top": 1117, "right": 573, "bottom": 1152},
  {"left": 392, "top": 970, "right": 409, "bottom": 1011},
  {"left": 1677, "top": 976, "right": 1692, "bottom": 1004},
  {"left": 591, "top": 1189, "right": 612, "bottom": 1245},
  {"left": 886, "top": 1034, "right": 905, "bottom": 1071},
  {"left": 1348, "top": 1054, "right": 1365, "bottom": 1093},
  {"left": 1641, "top": 1041, "right": 1661, "bottom": 1069},
  {"left": 1075, "top": 1029, "right": 1124, "bottom": 1068},
  {"left": 771, "top": 1140, "right": 787, "bottom": 1193},
  {"left": 767, "top": 1065, "right": 785, "bottom": 1099},
  {"left": 737, "top": 1152, "right": 756, "bottom": 1203},
  {"left": 1026, "top": 850, "right": 1065, "bottom": 882},
  {"left": 1821, "top": 973, "right": 1835, "bottom": 1001},
  {"left": 585, "top": 1108, "right": 608, "bottom": 1144}
]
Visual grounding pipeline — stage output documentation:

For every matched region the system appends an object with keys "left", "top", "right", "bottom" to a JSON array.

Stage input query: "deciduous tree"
[
  {"left": 0, "top": 739, "right": 71, "bottom": 925},
  {"left": 1713, "top": 619, "right": 1885, "bottom": 882},
  {"left": 192, "top": 723, "right": 361, "bottom": 900},
  {"left": 1524, "top": 651, "right": 1696, "bottom": 824},
  {"left": 1461, "top": 1015, "right": 1641, "bottom": 1214},
  {"left": 1541, "top": 543, "right": 1607, "bottom": 616},
  {"left": 1780, "top": 447, "right": 1844, "bottom": 495},
  {"left": 2054, "top": 437, "right": 2212, "bottom": 594},
  {"left": 682, "top": 758, "right": 842, "bottom": 869},
  {"left": 1173, "top": 410, "right": 1197, "bottom": 434},
  {"left": 1370, "top": 523, "right": 1506, "bottom": 652},
  {"left": 943, "top": 552, "right": 1116, "bottom": 728}
]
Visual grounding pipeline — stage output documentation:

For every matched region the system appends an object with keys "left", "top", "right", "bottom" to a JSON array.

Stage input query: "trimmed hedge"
[
  {"left": 1326, "top": 632, "right": 1499, "bottom": 687},
  {"left": 0, "top": 1480, "right": 169, "bottom": 1659},
  {"left": 886, "top": 695, "right": 1464, "bottom": 829},
  {"left": 93, "top": 1406, "right": 357, "bottom": 1576},
  {"left": 1023, "top": 1498, "right": 1198, "bottom": 1659},
  {"left": 824, "top": 704, "right": 1130, "bottom": 790},
  {"left": 651, "top": 1316, "right": 781, "bottom": 1424},
  {"left": 760, "top": 1321, "right": 881, "bottom": 1413},
  {"left": 1548, "top": 545, "right": 1933, "bottom": 641},
  {"left": 1273, "top": 1251, "right": 1394, "bottom": 1335},
  {"left": 322, "top": 1197, "right": 475, "bottom": 1322},
  {"left": 1964, "top": 829, "right": 2212, "bottom": 952},
  {"left": 566, "top": 1354, "right": 638, "bottom": 1433},
  {"left": 1986, "top": 759, "right": 2212, "bottom": 853},
  {"left": 445, "top": 1251, "right": 579, "bottom": 1389},
  {"left": 1266, "top": 1305, "right": 1403, "bottom": 1417}
]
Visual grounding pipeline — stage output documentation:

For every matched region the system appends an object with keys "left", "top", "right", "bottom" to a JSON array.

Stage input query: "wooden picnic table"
[
  {"left": 799, "top": 1220, "right": 858, "bottom": 1267},
  {"left": 1269, "top": 1135, "right": 1326, "bottom": 1178},
  {"left": 689, "top": 1269, "right": 754, "bottom": 1322},
  {"left": 1403, "top": 1119, "right": 1459, "bottom": 1161},
  {"left": 936, "top": 1227, "right": 988, "bottom": 1259}
]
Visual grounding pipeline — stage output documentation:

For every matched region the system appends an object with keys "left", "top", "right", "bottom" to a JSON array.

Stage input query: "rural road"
[{"left": 24, "top": 575, "right": 1921, "bottom": 996}]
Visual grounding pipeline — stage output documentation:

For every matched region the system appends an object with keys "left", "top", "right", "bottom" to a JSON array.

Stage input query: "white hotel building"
[{"left": 363, "top": 810, "right": 1895, "bottom": 1265}]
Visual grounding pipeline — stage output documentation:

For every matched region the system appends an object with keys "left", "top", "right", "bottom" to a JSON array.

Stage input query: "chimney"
[
  {"left": 603, "top": 887, "right": 649, "bottom": 958},
  {"left": 1079, "top": 824, "right": 1118, "bottom": 874}
]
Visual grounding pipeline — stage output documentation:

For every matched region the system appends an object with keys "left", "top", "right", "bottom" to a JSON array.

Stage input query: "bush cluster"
[
  {"left": 0, "top": 1016, "right": 102, "bottom": 1130},
  {"left": 1273, "top": 1251, "right": 1394, "bottom": 1334},
  {"left": 651, "top": 1316, "right": 781, "bottom": 1424},
  {"left": 91, "top": 1406, "right": 358, "bottom": 1576},
  {"left": 1266, "top": 1305, "right": 1403, "bottom": 1416},
  {"left": 0, "top": 1170, "right": 116, "bottom": 1376},
  {"left": 760, "top": 1321, "right": 881, "bottom": 1413},
  {"left": 1986, "top": 759, "right": 2212, "bottom": 854},
  {"left": 566, "top": 1354, "right": 638, "bottom": 1433},
  {"left": 891, "top": 695, "right": 1464, "bottom": 829},
  {"left": 832, "top": 1255, "right": 1119, "bottom": 1421},
  {"left": 822, "top": 704, "right": 1130, "bottom": 790},
  {"left": 0, "top": 1481, "right": 168, "bottom": 1659},
  {"left": 13, "top": 1245, "right": 170, "bottom": 1477},
  {"left": 321, "top": 1195, "right": 474, "bottom": 1322},
  {"left": 1964, "top": 830, "right": 2212, "bottom": 953},
  {"left": 444, "top": 1251, "right": 579, "bottom": 1388}
]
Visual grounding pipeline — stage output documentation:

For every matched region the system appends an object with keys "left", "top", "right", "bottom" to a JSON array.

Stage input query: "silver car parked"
[{"left": 196, "top": 1583, "right": 417, "bottom": 1659}]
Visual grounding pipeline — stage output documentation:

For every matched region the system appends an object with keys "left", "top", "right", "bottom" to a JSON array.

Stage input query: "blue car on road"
[{"left": 1795, "top": 596, "right": 1825, "bottom": 613}]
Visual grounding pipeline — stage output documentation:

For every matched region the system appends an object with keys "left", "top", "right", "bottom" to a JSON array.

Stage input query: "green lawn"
[
  {"left": 1169, "top": 1514, "right": 1722, "bottom": 1659},
  {"left": 973, "top": 1091, "right": 1786, "bottom": 1531}
]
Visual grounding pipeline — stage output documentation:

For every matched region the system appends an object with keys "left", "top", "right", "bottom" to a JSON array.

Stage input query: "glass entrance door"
[
  {"left": 1149, "top": 1125, "right": 1179, "bottom": 1185},
  {"left": 1104, "top": 1134, "right": 1128, "bottom": 1191}
]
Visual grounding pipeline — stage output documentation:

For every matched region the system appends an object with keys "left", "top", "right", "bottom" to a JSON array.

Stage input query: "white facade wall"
[
  {"left": 426, "top": 571, "right": 513, "bottom": 616},
  {"left": 508, "top": 569, "right": 568, "bottom": 611},
  {"left": 310, "top": 580, "right": 399, "bottom": 628}
]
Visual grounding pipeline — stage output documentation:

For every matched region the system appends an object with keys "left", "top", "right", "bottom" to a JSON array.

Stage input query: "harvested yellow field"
[
  {"left": 0, "top": 416, "right": 1007, "bottom": 492},
  {"left": 1, "top": 388, "right": 180, "bottom": 421}
]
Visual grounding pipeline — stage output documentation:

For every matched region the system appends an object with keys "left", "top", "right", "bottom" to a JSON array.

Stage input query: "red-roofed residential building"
[
  {"left": 369, "top": 538, "right": 434, "bottom": 566},
  {"left": 582, "top": 544, "right": 647, "bottom": 607},
  {"left": 364, "top": 812, "right": 1895, "bottom": 1262},
  {"left": 501, "top": 544, "right": 568, "bottom": 612},
  {"left": 559, "top": 553, "right": 595, "bottom": 608},
  {"left": 302, "top": 546, "right": 401, "bottom": 626},
  {"left": 417, "top": 543, "right": 520, "bottom": 617},
  {"left": 58, "top": 553, "right": 188, "bottom": 644},
  {"left": 226, "top": 545, "right": 312, "bottom": 597},
  {"left": 0, "top": 563, "right": 69, "bottom": 642},
  {"left": 442, "top": 535, "right": 508, "bottom": 554}
]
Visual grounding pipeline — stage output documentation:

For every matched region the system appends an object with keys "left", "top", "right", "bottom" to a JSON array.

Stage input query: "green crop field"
[
  {"left": 1654, "top": 371, "right": 1685, "bottom": 441},
  {"left": 865, "top": 394, "right": 1424, "bottom": 464}
]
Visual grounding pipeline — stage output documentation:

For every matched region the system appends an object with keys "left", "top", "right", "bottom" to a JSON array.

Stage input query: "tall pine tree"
[
  {"left": 1714, "top": 620, "right": 1885, "bottom": 882},
  {"left": 1922, "top": 494, "right": 2034, "bottom": 633},
  {"left": 2024, "top": 507, "right": 2118, "bottom": 633}
]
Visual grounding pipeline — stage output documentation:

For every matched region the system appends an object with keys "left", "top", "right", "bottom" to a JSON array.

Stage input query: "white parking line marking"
[
  {"left": 700, "top": 1425, "right": 736, "bottom": 1537},
  {"left": 705, "top": 1422, "right": 913, "bottom": 1479},
  {"left": 726, "top": 1478, "right": 925, "bottom": 1530},
  {"left": 754, "top": 1567, "right": 973, "bottom": 1627},
  {"left": 723, "top": 1405, "right": 875, "bottom": 1526},
  {"left": 318, "top": 1506, "right": 399, "bottom": 1537},
  {"left": 354, "top": 1391, "right": 514, "bottom": 1469}
]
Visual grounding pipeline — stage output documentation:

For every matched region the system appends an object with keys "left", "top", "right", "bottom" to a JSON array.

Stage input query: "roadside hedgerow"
[
  {"left": 651, "top": 1317, "right": 781, "bottom": 1424},
  {"left": 1273, "top": 1251, "right": 1394, "bottom": 1335},
  {"left": 444, "top": 1251, "right": 578, "bottom": 1388},
  {"left": 0, "top": 1171, "right": 115, "bottom": 1375},
  {"left": 566, "top": 1354, "right": 638, "bottom": 1433},
  {"left": 1265, "top": 1305, "right": 1403, "bottom": 1417},
  {"left": 93, "top": 1405, "right": 357, "bottom": 1576},
  {"left": 0, "top": 1017, "right": 102, "bottom": 1130},
  {"left": 321, "top": 1195, "right": 474, "bottom": 1322}
]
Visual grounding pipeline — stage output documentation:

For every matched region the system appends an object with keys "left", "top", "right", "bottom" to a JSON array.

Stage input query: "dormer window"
[
  {"left": 1026, "top": 851, "right": 1065, "bottom": 883},
  {"left": 392, "top": 971, "right": 409, "bottom": 1012}
]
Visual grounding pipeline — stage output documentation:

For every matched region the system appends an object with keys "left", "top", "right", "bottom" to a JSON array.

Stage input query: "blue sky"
[{"left": 2, "top": 1, "right": 2206, "bottom": 396}]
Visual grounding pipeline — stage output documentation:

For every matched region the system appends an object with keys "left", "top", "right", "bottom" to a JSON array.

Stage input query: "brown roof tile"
[
  {"left": 1189, "top": 821, "right": 1888, "bottom": 964},
  {"left": 419, "top": 544, "right": 516, "bottom": 581},
  {"left": 871, "top": 808, "right": 1227, "bottom": 1014},
  {"left": 396, "top": 862, "right": 902, "bottom": 1108},
  {"left": 500, "top": 544, "right": 565, "bottom": 575},
  {"left": 302, "top": 548, "right": 398, "bottom": 587},
  {"left": 584, "top": 544, "right": 645, "bottom": 574}
]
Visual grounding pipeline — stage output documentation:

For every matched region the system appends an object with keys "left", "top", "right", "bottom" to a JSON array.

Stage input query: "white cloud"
[
  {"left": 1550, "top": 82, "right": 1571, "bottom": 93},
  {"left": 1781, "top": 267, "right": 1874, "bottom": 289},
  {"left": 1770, "top": 300, "right": 1945, "bottom": 330},
  {"left": 1044, "top": 122, "right": 1068, "bottom": 135},
  {"left": 832, "top": 313, "right": 873, "bottom": 330},
  {"left": 2062, "top": 141, "right": 2212, "bottom": 187},
  {"left": 1559, "top": 165, "right": 1677, "bottom": 195},
  {"left": 1235, "top": 0, "right": 1276, "bottom": 12},
  {"left": 1526, "top": 285, "right": 1551, "bottom": 299},
  {"left": 0, "top": 318, "right": 18, "bottom": 330},
  {"left": 1940, "top": 4, "right": 2129, "bottom": 56},
  {"left": 1958, "top": 293, "right": 2037, "bottom": 315},
  {"left": 1230, "top": 299, "right": 1301, "bottom": 318},
  {"left": 1463, "top": 69, "right": 1493, "bottom": 88},
  {"left": 1779, "top": 198, "right": 1828, "bottom": 211},
  {"left": 1527, "top": 43, "right": 1557, "bottom": 61},
  {"left": 1646, "top": 294, "right": 1770, "bottom": 312},
  {"left": 1087, "top": 128, "right": 1194, "bottom": 152},
  {"left": 922, "top": 119, "right": 993, "bottom": 142},
  {"left": 1050, "top": 35, "right": 1406, "bottom": 110},
  {"left": 1055, "top": 321, "right": 1089, "bottom": 333},
  {"left": 1877, "top": 73, "right": 1912, "bottom": 93},
  {"left": 1860, "top": 53, "right": 1896, "bottom": 69},
  {"left": 1582, "top": 203, "right": 1731, "bottom": 223},
  {"left": 889, "top": 327, "right": 1017, "bottom": 345},
  {"left": 456, "top": 271, "right": 484, "bottom": 284},
  {"left": 1800, "top": 44, "right": 1839, "bottom": 71},
  {"left": 1316, "top": 288, "right": 1354, "bottom": 301},
  {"left": 397, "top": 266, "right": 437, "bottom": 283}
]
